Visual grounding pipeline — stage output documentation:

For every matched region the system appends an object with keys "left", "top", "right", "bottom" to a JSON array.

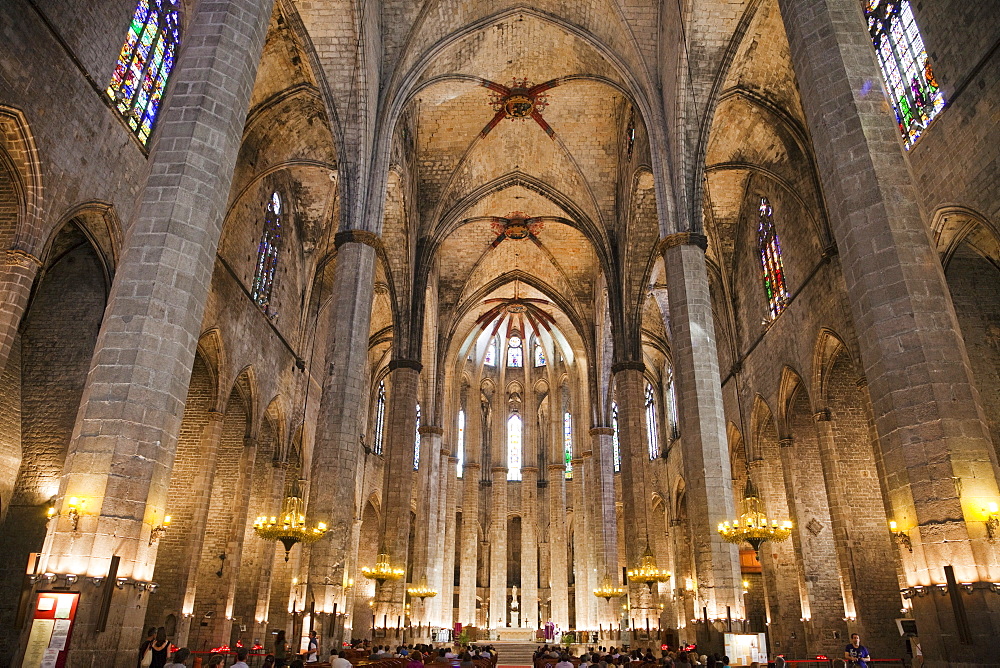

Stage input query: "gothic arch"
[{"left": 0, "top": 106, "right": 43, "bottom": 254}]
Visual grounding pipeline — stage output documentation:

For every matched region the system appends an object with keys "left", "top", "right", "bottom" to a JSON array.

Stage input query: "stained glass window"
[
  {"left": 666, "top": 370, "right": 680, "bottom": 441},
  {"left": 106, "top": 0, "right": 180, "bottom": 144},
  {"left": 863, "top": 0, "right": 945, "bottom": 146},
  {"left": 484, "top": 340, "right": 497, "bottom": 367},
  {"left": 535, "top": 344, "right": 547, "bottom": 367},
  {"left": 252, "top": 192, "right": 283, "bottom": 312},
  {"left": 456, "top": 409, "right": 466, "bottom": 477},
  {"left": 373, "top": 381, "right": 386, "bottom": 455},
  {"left": 413, "top": 404, "right": 422, "bottom": 470},
  {"left": 507, "top": 336, "right": 523, "bottom": 368},
  {"left": 563, "top": 412, "right": 573, "bottom": 480},
  {"left": 507, "top": 414, "right": 523, "bottom": 481},
  {"left": 611, "top": 402, "right": 621, "bottom": 473},
  {"left": 758, "top": 197, "right": 788, "bottom": 319},
  {"left": 645, "top": 383, "right": 660, "bottom": 460}
]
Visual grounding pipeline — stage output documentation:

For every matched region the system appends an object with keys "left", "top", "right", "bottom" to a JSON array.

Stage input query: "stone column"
[
  {"left": 777, "top": 0, "right": 1000, "bottom": 660},
  {"left": 0, "top": 250, "right": 39, "bottom": 372},
  {"left": 488, "top": 466, "right": 508, "bottom": 629},
  {"left": 570, "top": 455, "right": 591, "bottom": 630},
  {"left": 439, "top": 453, "right": 460, "bottom": 630},
  {"left": 547, "top": 463, "right": 569, "bottom": 629},
  {"left": 589, "top": 427, "right": 620, "bottom": 631},
  {"left": 458, "top": 462, "right": 480, "bottom": 626},
  {"left": 412, "top": 425, "right": 442, "bottom": 630},
  {"left": 376, "top": 361, "right": 421, "bottom": 627},
  {"left": 307, "top": 233, "right": 379, "bottom": 618},
  {"left": 661, "top": 233, "right": 743, "bottom": 618},
  {"left": 25, "top": 1, "right": 274, "bottom": 662},
  {"left": 521, "top": 466, "right": 539, "bottom": 629}
]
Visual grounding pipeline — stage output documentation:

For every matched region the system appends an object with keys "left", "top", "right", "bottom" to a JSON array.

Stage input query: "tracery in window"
[
  {"left": 863, "top": 0, "right": 945, "bottom": 146},
  {"left": 413, "top": 403, "right": 422, "bottom": 470},
  {"left": 252, "top": 192, "right": 283, "bottom": 312},
  {"left": 758, "top": 197, "right": 789, "bottom": 319},
  {"left": 106, "top": 0, "right": 180, "bottom": 144},
  {"left": 456, "top": 409, "right": 466, "bottom": 477},
  {"left": 645, "top": 382, "right": 660, "bottom": 460},
  {"left": 611, "top": 401, "right": 621, "bottom": 473},
  {"left": 534, "top": 344, "right": 547, "bottom": 367},
  {"left": 507, "top": 336, "right": 523, "bottom": 368},
  {"left": 484, "top": 339, "right": 497, "bottom": 367},
  {"left": 507, "top": 413, "right": 523, "bottom": 481},
  {"left": 563, "top": 412, "right": 573, "bottom": 479},
  {"left": 373, "top": 381, "right": 386, "bottom": 455}
]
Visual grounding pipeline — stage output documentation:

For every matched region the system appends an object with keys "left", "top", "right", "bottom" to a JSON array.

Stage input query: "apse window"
[
  {"left": 484, "top": 339, "right": 497, "bottom": 367},
  {"left": 507, "top": 414, "right": 523, "bottom": 481},
  {"left": 863, "top": 0, "right": 945, "bottom": 146},
  {"left": 534, "top": 344, "right": 547, "bottom": 367},
  {"left": 645, "top": 382, "right": 660, "bottom": 460},
  {"left": 563, "top": 412, "right": 573, "bottom": 479},
  {"left": 611, "top": 402, "right": 621, "bottom": 473},
  {"left": 456, "top": 409, "right": 466, "bottom": 477},
  {"left": 252, "top": 192, "right": 283, "bottom": 314},
  {"left": 106, "top": 0, "right": 180, "bottom": 144},
  {"left": 507, "top": 336, "right": 523, "bottom": 368},
  {"left": 373, "top": 380, "right": 386, "bottom": 455},
  {"left": 413, "top": 403, "right": 421, "bottom": 470},
  {"left": 758, "top": 197, "right": 788, "bottom": 319}
]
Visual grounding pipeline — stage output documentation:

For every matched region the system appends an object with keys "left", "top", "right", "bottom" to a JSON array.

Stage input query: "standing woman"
[
  {"left": 149, "top": 627, "right": 170, "bottom": 668},
  {"left": 275, "top": 629, "right": 290, "bottom": 668},
  {"left": 138, "top": 627, "right": 156, "bottom": 667}
]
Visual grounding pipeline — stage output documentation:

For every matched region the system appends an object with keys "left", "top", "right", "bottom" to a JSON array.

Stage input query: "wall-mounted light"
[
  {"left": 986, "top": 503, "right": 999, "bottom": 544},
  {"left": 115, "top": 577, "right": 128, "bottom": 589},
  {"left": 64, "top": 574, "right": 78, "bottom": 585},
  {"left": 889, "top": 521, "right": 912, "bottom": 552},
  {"left": 46, "top": 506, "right": 56, "bottom": 524},
  {"left": 67, "top": 497, "right": 85, "bottom": 531},
  {"left": 150, "top": 515, "right": 171, "bottom": 545}
]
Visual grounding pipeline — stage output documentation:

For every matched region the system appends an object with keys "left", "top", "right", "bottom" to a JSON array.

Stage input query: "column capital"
[
  {"left": 448, "top": 456, "right": 459, "bottom": 464},
  {"left": 418, "top": 425, "right": 444, "bottom": 435},
  {"left": 491, "top": 466, "right": 507, "bottom": 475},
  {"left": 547, "top": 463, "right": 567, "bottom": 473},
  {"left": 334, "top": 229, "right": 381, "bottom": 250},
  {"left": 6, "top": 248, "right": 42, "bottom": 267},
  {"left": 207, "top": 410, "right": 226, "bottom": 422},
  {"left": 463, "top": 462, "right": 481, "bottom": 471},
  {"left": 388, "top": 359, "right": 422, "bottom": 372},
  {"left": 813, "top": 408, "right": 831, "bottom": 422},
  {"left": 658, "top": 232, "right": 708, "bottom": 253},
  {"left": 590, "top": 427, "right": 614, "bottom": 436},
  {"left": 779, "top": 437, "right": 794, "bottom": 448},
  {"left": 611, "top": 361, "right": 645, "bottom": 374}
]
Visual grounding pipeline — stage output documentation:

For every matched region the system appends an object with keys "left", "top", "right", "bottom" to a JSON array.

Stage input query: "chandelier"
[
  {"left": 407, "top": 577, "right": 438, "bottom": 599},
  {"left": 253, "top": 488, "right": 328, "bottom": 561},
  {"left": 627, "top": 545, "right": 672, "bottom": 587},
  {"left": 361, "top": 552, "right": 406, "bottom": 586},
  {"left": 593, "top": 575, "right": 626, "bottom": 601},
  {"left": 718, "top": 478, "right": 792, "bottom": 552}
]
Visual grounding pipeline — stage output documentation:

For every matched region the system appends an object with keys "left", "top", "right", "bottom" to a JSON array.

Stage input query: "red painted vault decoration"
[{"left": 479, "top": 76, "right": 568, "bottom": 139}]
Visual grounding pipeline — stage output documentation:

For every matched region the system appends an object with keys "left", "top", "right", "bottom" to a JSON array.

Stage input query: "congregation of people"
[{"left": 531, "top": 645, "right": 728, "bottom": 668}]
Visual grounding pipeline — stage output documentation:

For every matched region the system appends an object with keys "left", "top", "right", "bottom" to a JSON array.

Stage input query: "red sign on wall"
[{"left": 23, "top": 592, "right": 80, "bottom": 668}]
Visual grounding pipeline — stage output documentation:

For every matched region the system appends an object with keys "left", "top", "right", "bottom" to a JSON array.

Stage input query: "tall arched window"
[
  {"left": 106, "top": 0, "right": 181, "bottom": 144},
  {"left": 563, "top": 412, "right": 573, "bottom": 479},
  {"left": 507, "top": 336, "right": 523, "bottom": 367},
  {"left": 534, "top": 344, "right": 547, "bottom": 367},
  {"left": 666, "top": 369, "right": 680, "bottom": 441},
  {"left": 611, "top": 402, "right": 621, "bottom": 473},
  {"left": 252, "top": 192, "right": 283, "bottom": 311},
  {"left": 758, "top": 197, "right": 788, "bottom": 319},
  {"left": 373, "top": 381, "right": 386, "bottom": 455},
  {"left": 456, "top": 409, "right": 466, "bottom": 477},
  {"left": 484, "top": 339, "right": 497, "bottom": 367},
  {"left": 413, "top": 404, "right": 422, "bottom": 470},
  {"left": 507, "top": 413, "right": 522, "bottom": 481},
  {"left": 863, "top": 0, "right": 945, "bottom": 146},
  {"left": 645, "top": 382, "right": 660, "bottom": 460}
]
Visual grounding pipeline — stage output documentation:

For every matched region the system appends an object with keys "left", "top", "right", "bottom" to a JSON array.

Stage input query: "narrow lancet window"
[
  {"left": 758, "top": 197, "right": 788, "bottom": 319},
  {"left": 535, "top": 344, "right": 547, "bottom": 367},
  {"left": 373, "top": 381, "right": 386, "bottom": 455},
  {"left": 507, "top": 414, "right": 523, "bottom": 481},
  {"left": 484, "top": 340, "right": 497, "bottom": 367},
  {"left": 645, "top": 382, "right": 660, "bottom": 460},
  {"left": 611, "top": 402, "right": 621, "bottom": 473},
  {"left": 413, "top": 404, "right": 422, "bottom": 470},
  {"left": 456, "top": 409, "right": 466, "bottom": 477},
  {"left": 252, "top": 192, "right": 283, "bottom": 313},
  {"left": 563, "top": 412, "right": 573, "bottom": 479},
  {"left": 507, "top": 336, "right": 523, "bottom": 367}
]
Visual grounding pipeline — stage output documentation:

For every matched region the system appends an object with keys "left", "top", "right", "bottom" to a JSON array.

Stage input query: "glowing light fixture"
[
  {"left": 593, "top": 574, "right": 626, "bottom": 601},
  {"left": 253, "top": 484, "right": 328, "bottom": 561},
  {"left": 626, "top": 544, "right": 672, "bottom": 587},
  {"left": 361, "top": 551, "right": 405, "bottom": 586},
  {"left": 718, "top": 479, "right": 792, "bottom": 553}
]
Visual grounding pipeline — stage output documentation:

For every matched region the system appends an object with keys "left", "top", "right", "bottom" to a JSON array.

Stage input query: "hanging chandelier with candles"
[
  {"left": 407, "top": 577, "right": 438, "bottom": 599},
  {"left": 593, "top": 574, "right": 626, "bottom": 601},
  {"left": 717, "top": 478, "right": 792, "bottom": 552},
  {"left": 253, "top": 485, "right": 328, "bottom": 561},
  {"left": 626, "top": 544, "right": 672, "bottom": 587},
  {"left": 361, "top": 551, "right": 406, "bottom": 585}
]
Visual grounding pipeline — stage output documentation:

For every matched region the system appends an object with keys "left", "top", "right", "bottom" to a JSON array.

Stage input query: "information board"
[{"left": 22, "top": 592, "right": 79, "bottom": 668}]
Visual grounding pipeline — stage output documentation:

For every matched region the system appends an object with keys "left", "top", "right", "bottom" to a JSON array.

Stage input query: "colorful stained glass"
[
  {"left": 507, "top": 336, "right": 523, "bottom": 368},
  {"left": 484, "top": 340, "right": 497, "bottom": 367},
  {"left": 373, "top": 381, "right": 386, "bottom": 455},
  {"left": 611, "top": 402, "right": 621, "bottom": 473},
  {"left": 645, "top": 383, "right": 660, "bottom": 460},
  {"left": 414, "top": 404, "right": 422, "bottom": 470},
  {"left": 563, "top": 412, "right": 573, "bottom": 479},
  {"left": 535, "top": 344, "right": 547, "bottom": 367},
  {"left": 863, "top": 0, "right": 945, "bottom": 146},
  {"left": 507, "top": 413, "right": 523, "bottom": 481},
  {"left": 106, "top": 0, "right": 180, "bottom": 144},
  {"left": 456, "top": 409, "right": 466, "bottom": 477},
  {"left": 252, "top": 193, "right": 283, "bottom": 312},
  {"left": 758, "top": 198, "right": 789, "bottom": 319}
]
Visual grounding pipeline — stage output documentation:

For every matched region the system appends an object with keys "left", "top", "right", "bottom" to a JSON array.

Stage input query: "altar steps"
[{"left": 493, "top": 642, "right": 540, "bottom": 667}]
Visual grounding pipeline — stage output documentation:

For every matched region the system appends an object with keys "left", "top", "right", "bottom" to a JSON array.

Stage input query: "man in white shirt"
[
  {"left": 331, "top": 650, "right": 354, "bottom": 668},
  {"left": 232, "top": 648, "right": 251, "bottom": 668}
]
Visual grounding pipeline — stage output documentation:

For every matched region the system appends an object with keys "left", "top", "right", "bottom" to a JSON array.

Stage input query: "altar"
[{"left": 495, "top": 627, "right": 537, "bottom": 642}]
